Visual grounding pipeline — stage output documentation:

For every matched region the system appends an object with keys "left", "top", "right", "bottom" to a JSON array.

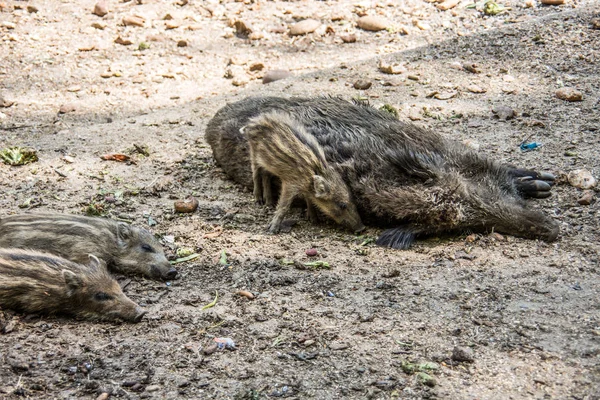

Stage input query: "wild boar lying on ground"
[
  {"left": 244, "top": 111, "right": 364, "bottom": 233},
  {"left": 0, "top": 214, "right": 177, "bottom": 280},
  {"left": 0, "top": 249, "right": 145, "bottom": 322},
  {"left": 205, "top": 96, "right": 559, "bottom": 249}
]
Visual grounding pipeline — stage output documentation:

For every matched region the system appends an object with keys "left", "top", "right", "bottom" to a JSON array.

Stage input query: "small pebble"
[
  {"left": 305, "top": 248, "right": 318, "bottom": 257},
  {"left": 0, "top": 95, "right": 14, "bottom": 108},
  {"left": 233, "top": 20, "right": 253, "bottom": 36},
  {"left": 203, "top": 343, "right": 218, "bottom": 355},
  {"left": 96, "top": 393, "right": 110, "bottom": 400},
  {"left": 59, "top": 103, "right": 77, "bottom": 114},
  {"left": 568, "top": 169, "right": 596, "bottom": 189},
  {"left": 555, "top": 87, "right": 583, "bottom": 102},
  {"left": 490, "top": 232, "right": 505, "bottom": 241},
  {"left": 592, "top": 18, "right": 600, "bottom": 30},
  {"left": 289, "top": 19, "right": 320, "bottom": 36},
  {"left": 577, "top": 190, "right": 594, "bottom": 206},
  {"left": 540, "top": 0, "right": 564, "bottom": 4},
  {"left": 177, "top": 40, "right": 187, "bottom": 47},
  {"left": 466, "top": 84, "right": 486, "bottom": 93},
  {"left": 93, "top": 1, "right": 108, "bottom": 17},
  {"left": 437, "top": 0, "right": 460, "bottom": 10},
  {"left": 123, "top": 15, "right": 145, "bottom": 27},
  {"left": 357, "top": 16, "right": 389, "bottom": 31},
  {"left": 452, "top": 346, "right": 475, "bottom": 362},
  {"left": 263, "top": 70, "right": 292, "bottom": 84},
  {"left": 379, "top": 61, "right": 405, "bottom": 74},
  {"left": 174, "top": 197, "right": 199, "bottom": 213},
  {"left": 353, "top": 80, "right": 372, "bottom": 90},
  {"left": 340, "top": 34, "right": 356, "bottom": 43},
  {"left": 27, "top": 5, "right": 38, "bottom": 13},
  {"left": 492, "top": 105, "right": 515, "bottom": 120}
]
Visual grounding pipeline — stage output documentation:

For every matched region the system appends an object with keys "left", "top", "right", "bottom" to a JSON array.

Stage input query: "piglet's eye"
[
  {"left": 94, "top": 292, "right": 113, "bottom": 301},
  {"left": 141, "top": 244, "right": 154, "bottom": 253},
  {"left": 339, "top": 202, "right": 348, "bottom": 210}
]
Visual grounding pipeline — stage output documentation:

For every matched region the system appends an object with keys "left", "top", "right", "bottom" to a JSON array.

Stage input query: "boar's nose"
[
  {"left": 133, "top": 307, "right": 147, "bottom": 323},
  {"left": 165, "top": 267, "right": 178, "bottom": 280}
]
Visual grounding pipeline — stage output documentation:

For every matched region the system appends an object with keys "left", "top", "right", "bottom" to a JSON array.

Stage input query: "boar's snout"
[
  {"left": 165, "top": 267, "right": 178, "bottom": 280},
  {"left": 151, "top": 264, "right": 178, "bottom": 280},
  {"left": 132, "top": 307, "right": 147, "bottom": 323}
]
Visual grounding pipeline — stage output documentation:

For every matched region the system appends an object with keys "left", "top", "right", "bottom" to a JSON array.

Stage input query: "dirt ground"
[{"left": 1, "top": 0, "right": 599, "bottom": 399}]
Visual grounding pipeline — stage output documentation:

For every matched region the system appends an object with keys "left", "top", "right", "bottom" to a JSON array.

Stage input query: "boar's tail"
[{"left": 376, "top": 226, "right": 420, "bottom": 249}]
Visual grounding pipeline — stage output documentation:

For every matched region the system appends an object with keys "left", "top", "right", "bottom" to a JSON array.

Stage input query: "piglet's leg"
[{"left": 268, "top": 184, "right": 295, "bottom": 234}]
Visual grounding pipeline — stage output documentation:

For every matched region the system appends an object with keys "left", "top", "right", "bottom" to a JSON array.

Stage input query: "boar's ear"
[
  {"left": 62, "top": 270, "right": 83, "bottom": 292},
  {"left": 87, "top": 254, "right": 102, "bottom": 270},
  {"left": 313, "top": 175, "right": 331, "bottom": 198},
  {"left": 117, "top": 222, "right": 131, "bottom": 245}
]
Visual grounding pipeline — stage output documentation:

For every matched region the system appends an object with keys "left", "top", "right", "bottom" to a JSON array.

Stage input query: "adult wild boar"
[{"left": 205, "top": 96, "right": 559, "bottom": 249}]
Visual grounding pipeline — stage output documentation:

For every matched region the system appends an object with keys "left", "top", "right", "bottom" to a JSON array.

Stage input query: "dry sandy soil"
[{"left": 1, "top": 0, "right": 599, "bottom": 399}]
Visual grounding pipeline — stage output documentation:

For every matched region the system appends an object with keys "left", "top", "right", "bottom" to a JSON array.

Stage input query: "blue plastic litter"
[{"left": 520, "top": 142, "right": 542, "bottom": 152}]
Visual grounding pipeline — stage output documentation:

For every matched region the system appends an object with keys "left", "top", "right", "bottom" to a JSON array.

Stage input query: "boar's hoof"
[
  {"left": 267, "top": 222, "right": 281, "bottom": 234},
  {"left": 376, "top": 227, "right": 417, "bottom": 249},
  {"left": 515, "top": 176, "right": 553, "bottom": 199},
  {"left": 133, "top": 308, "right": 147, "bottom": 323},
  {"left": 510, "top": 168, "right": 555, "bottom": 198}
]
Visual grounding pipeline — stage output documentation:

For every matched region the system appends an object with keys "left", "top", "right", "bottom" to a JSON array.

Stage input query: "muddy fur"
[
  {"left": 0, "top": 213, "right": 177, "bottom": 280},
  {"left": 244, "top": 112, "right": 364, "bottom": 233},
  {"left": 205, "top": 96, "right": 559, "bottom": 248},
  {"left": 0, "top": 248, "right": 145, "bottom": 322}
]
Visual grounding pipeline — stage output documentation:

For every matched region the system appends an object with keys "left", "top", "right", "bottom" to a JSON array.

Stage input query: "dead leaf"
[{"left": 100, "top": 154, "right": 131, "bottom": 162}]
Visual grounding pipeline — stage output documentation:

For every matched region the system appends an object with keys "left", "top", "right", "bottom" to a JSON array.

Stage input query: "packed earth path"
[{"left": 1, "top": 0, "right": 600, "bottom": 399}]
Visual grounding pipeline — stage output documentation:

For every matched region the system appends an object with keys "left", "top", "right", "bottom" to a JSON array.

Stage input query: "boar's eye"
[
  {"left": 338, "top": 202, "right": 348, "bottom": 210},
  {"left": 141, "top": 244, "right": 155, "bottom": 253},
  {"left": 94, "top": 292, "right": 113, "bottom": 302}
]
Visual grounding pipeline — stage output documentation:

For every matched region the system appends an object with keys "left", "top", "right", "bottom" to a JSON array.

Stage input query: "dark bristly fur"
[
  {"left": 0, "top": 214, "right": 177, "bottom": 280},
  {"left": 0, "top": 248, "right": 145, "bottom": 322},
  {"left": 244, "top": 112, "right": 364, "bottom": 233},
  {"left": 205, "top": 96, "right": 559, "bottom": 249}
]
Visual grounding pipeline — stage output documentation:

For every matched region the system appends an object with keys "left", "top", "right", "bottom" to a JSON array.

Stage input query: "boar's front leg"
[
  {"left": 268, "top": 184, "right": 295, "bottom": 234},
  {"left": 305, "top": 198, "right": 319, "bottom": 223},
  {"left": 509, "top": 168, "right": 555, "bottom": 199}
]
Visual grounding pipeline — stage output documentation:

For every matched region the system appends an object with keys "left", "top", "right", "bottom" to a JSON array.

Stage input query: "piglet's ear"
[
  {"left": 87, "top": 254, "right": 102, "bottom": 269},
  {"left": 117, "top": 222, "right": 131, "bottom": 244},
  {"left": 313, "top": 175, "right": 331, "bottom": 199},
  {"left": 62, "top": 270, "right": 83, "bottom": 292}
]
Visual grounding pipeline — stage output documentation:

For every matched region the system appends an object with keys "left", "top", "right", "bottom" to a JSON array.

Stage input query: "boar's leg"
[
  {"left": 509, "top": 168, "right": 555, "bottom": 199},
  {"left": 252, "top": 165, "right": 265, "bottom": 205},
  {"left": 268, "top": 184, "right": 295, "bottom": 234},
  {"left": 262, "top": 172, "right": 275, "bottom": 207},
  {"left": 306, "top": 199, "right": 319, "bottom": 223},
  {"left": 376, "top": 226, "right": 421, "bottom": 249}
]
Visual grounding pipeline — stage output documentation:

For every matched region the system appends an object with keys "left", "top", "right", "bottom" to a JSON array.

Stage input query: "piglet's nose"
[
  {"left": 133, "top": 308, "right": 147, "bottom": 323},
  {"left": 165, "top": 268, "right": 178, "bottom": 280}
]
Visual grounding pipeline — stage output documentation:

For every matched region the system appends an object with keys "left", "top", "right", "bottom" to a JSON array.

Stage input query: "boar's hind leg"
[
  {"left": 509, "top": 168, "right": 555, "bottom": 199},
  {"left": 268, "top": 185, "right": 295, "bottom": 234},
  {"left": 376, "top": 226, "right": 420, "bottom": 250},
  {"left": 262, "top": 172, "right": 275, "bottom": 207}
]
